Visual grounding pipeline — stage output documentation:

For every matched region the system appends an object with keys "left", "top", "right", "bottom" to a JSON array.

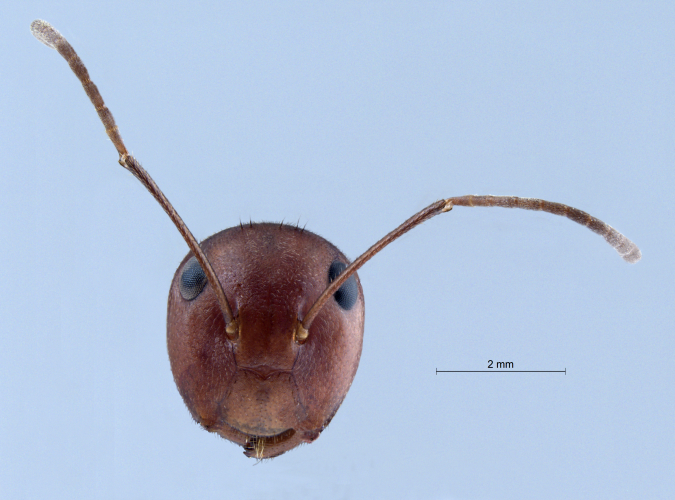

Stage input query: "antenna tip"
[
  {"left": 30, "top": 19, "right": 61, "bottom": 49},
  {"left": 622, "top": 247, "right": 642, "bottom": 264},
  {"left": 606, "top": 230, "right": 642, "bottom": 263}
]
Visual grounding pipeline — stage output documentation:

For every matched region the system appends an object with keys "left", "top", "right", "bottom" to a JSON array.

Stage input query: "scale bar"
[{"left": 436, "top": 368, "right": 566, "bottom": 374}]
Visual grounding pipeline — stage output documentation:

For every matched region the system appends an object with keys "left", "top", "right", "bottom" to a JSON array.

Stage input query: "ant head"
[
  {"left": 31, "top": 19, "right": 641, "bottom": 461},
  {"left": 167, "top": 223, "right": 364, "bottom": 458}
]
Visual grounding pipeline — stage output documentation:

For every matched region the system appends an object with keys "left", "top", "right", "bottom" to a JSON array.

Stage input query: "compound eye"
[
  {"left": 180, "top": 256, "right": 207, "bottom": 301},
  {"left": 328, "top": 261, "right": 358, "bottom": 311}
]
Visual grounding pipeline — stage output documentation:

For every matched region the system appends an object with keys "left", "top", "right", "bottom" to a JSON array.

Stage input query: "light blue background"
[{"left": 1, "top": 2, "right": 672, "bottom": 499}]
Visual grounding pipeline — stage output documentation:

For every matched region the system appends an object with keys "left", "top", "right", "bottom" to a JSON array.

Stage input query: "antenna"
[
  {"left": 30, "top": 20, "right": 238, "bottom": 338},
  {"left": 298, "top": 196, "right": 640, "bottom": 337}
]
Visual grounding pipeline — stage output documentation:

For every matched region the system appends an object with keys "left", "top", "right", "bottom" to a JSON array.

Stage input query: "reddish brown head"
[
  {"left": 167, "top": 223, "right": 365, "bottom": 458},
  {"left": 32, "top": 18, "right": 642, "bottom": 461}
]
